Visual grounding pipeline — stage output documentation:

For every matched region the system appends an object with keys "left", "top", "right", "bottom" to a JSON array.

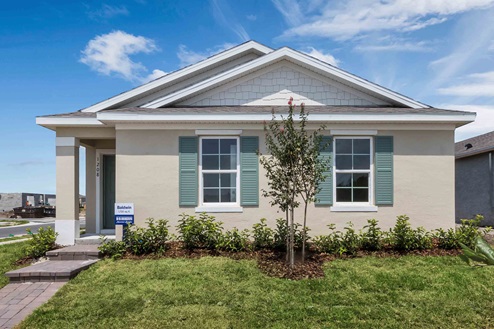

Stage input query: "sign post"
[{"left": 114, "top": 203, "right": 134, "bottom": 240}]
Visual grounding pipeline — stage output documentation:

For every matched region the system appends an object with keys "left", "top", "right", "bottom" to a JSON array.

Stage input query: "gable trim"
[
  {"left": 81, "top": 41, "right": 273, "bottom": 113},
  {"left": 143, "top": 47, "right": 429, "bottom": 109}
]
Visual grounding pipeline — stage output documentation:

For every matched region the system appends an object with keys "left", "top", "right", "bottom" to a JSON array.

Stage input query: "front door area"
[{"left": 102, "top": 154, "right": 116, "bottom": 231}]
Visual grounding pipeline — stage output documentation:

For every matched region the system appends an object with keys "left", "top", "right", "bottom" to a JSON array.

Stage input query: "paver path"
[{"left": 0, "top": 282, "right": 65, "bottom": 328}]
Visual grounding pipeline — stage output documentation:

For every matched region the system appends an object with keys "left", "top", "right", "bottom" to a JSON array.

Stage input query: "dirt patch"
[{"left": 120, "top": 242, "right": 464, "bottom": 280}]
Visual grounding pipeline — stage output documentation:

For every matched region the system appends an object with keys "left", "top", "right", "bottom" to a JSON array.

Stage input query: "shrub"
[
  {"left": 361, "top": 219, "right": 383, "bottom": 251},
  {"left": 252, "top": 218, "right": 274, "bottom": 249},
  {"left": 456, "top": 215, "right": 489, "bottom": 248},
  {"left": 272, "top": 218, "right": 307, "bottom": 250},
  {"left": 25, "top": 227, "right": 58, "bottom": 259},
  {"left": 389, "top": 215, "right": 432, "bottom": 251},
  {"left": 177, "top": 213, "right": 223, "bottom": 250},
  {"left": 313, "top": 224, "right": 343, "bottom": 255},
  {"left": 124, "top": 218, "right": 170, "bottom": 255},
  {"left": 341, "top": 222, "right": 361, "bottom": 256},
  {"left": 217, "top": 228, "right": 250, "bottom": 252},
  {"left": 99, "top": 239, "right": 126, "bottom": 259}
]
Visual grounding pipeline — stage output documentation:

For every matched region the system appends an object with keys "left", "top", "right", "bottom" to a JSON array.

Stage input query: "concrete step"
[
  {"left": 46, "top": 245, "right": 100, "bottom": 261},
  {"left": 75, "top": 234, "right": 115, "bottom": 245},
  {"left": 6, "top": 260, "right": 98, "bottom": 283}
]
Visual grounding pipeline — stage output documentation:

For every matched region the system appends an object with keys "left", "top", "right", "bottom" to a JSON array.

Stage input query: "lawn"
[
  {"left": 0, "top": 241, "right": 28, "bottom": 288},
  {"left": 19, "top": 255, "right": 494, "bottom": 329}
]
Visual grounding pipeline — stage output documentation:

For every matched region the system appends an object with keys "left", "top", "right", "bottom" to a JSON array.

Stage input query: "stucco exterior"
[{"left": 112, "top": 125, "right": 455, "bottom": 237}]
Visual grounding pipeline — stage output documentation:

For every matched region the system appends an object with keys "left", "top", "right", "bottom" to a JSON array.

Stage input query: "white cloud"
[
  {"left": 210, "top": 0, "right": 249, "bottom": 41},
  {"left": 438, "top": 71, "right": 494, "bottom": 97},
  {"left": 87, "top": 4, "right": 129, "bottom": 20},
  {"left": 354, "top": 40, "right": 434, "bottom": 52},
  {"left": 177, "top": 43, "right": 236, "bottom": 67},
  {"left": 80, "top": 30, "right": 163, "bottom": 83},
  {"left": 246, "top": 14, "right": 257, "bottom": 21},
  {"left": 274, "top": 0, "right": 494, "bottom": 40},
  {"left": 141, "top": 69, "right": 167, "bottom": 83},
  {"left": 303, "top": 47, "right": 339, "bottom": 66},
  {"left": 442, "top": 104, "right": 494, "bottom": 141}
]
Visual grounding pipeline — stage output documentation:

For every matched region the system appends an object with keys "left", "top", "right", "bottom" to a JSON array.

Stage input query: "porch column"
[
  {"left": 55, "top": 137, "right": 80, "bottom": 245},
  {"left": 85, "top": 146, "right": 96, "bottom": 234}
]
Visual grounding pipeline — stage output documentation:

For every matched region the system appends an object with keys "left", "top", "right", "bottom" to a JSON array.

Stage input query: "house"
[
  {"left": 455, "top": 131, "right": 494, "bottom": 226},
  {"left": 36, "top": 41, "right": 475, "bottom": 245},
  {"left": 0, "top": 193, "right": 56, "bottom": 212}
]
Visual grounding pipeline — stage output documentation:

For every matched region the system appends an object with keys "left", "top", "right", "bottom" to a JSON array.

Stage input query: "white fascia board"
[
  {"left": 36, "top": 117, "right": 104, "bottom": 127},
  {"left": 81, "top": 41, "right": 273, "bottom": 113},
  {"left": 97, "top": 112, "right": 476, "bottom": 124},
  {"left": 144, "top": 48, "right": 428, "bottom": 109}
]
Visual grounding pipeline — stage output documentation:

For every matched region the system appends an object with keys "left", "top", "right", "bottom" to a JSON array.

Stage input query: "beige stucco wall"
[{"left": 114, "top": 125, "right": 455, "bottom": 238}]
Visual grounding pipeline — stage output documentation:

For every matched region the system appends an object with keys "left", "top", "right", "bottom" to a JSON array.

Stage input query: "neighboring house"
[
  {"left": 36, "top": 41, "right": 475, "bottom": 245},
  {"left": 455, "top": 131, "right": 494, "bottom": 226},
  {"left": 0, "top": 193, "right": 56, "bottom": 212}
]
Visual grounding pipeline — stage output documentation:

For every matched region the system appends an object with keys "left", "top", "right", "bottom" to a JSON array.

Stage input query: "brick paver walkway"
[{"left": 0, "top": 282, "right": 65, "bottom": 328}]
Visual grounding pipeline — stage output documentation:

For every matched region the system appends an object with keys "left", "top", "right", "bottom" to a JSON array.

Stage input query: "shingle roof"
[
  {"left": 456, "top": 131, "right": 494, "bottom": 159},
  {"left": 38, "top": 106, "right": 474, "bottom": 118}
]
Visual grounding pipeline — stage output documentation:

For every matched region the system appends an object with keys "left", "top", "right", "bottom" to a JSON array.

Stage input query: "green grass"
[
  {"left": 0, "top": 241, "right": 28, "bottom": 288},
  {"left": 0, "top": 235, "right": 31, "bottom": 243},
  {"left": 0, "top": 219, "right": 29, "bottom": 226},
  {"left": 20, "top": 255, "right": 494, "bottom": 329}
]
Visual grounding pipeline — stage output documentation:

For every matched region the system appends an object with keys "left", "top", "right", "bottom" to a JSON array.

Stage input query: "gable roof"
[
  {"left": 456, "top": 131, "right": 494, "bottom": 159},
  {"left": 142, "top": 47, "right": 429, "bottom": 109},
  {"left": 81, "top": 41, "right": 273, "bottom": 113}
]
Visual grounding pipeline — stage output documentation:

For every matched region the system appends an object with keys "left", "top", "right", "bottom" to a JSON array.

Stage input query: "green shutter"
[
  {"left": 179, "top": 136, "right": 198, "bottom": 206},
  {"left": 375, "top": 136, "right": 394, "bottom": 205},
  {"left": 315, "top": 136, "right": 333, "bottom": 206},
  {"left": 240, "top": 136, "right": 259, "bottom": 206}
]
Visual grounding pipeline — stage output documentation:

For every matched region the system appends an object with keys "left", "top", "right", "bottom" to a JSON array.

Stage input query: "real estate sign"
[{"left": 114, "top": 203, "right": 134, "bottom": 225}]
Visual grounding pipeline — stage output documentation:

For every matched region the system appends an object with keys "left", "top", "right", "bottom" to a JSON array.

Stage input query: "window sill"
[
  {"left": 195, "top": 206, "right": 243, "bottom": 213},
  {"left": 330, "top": 206, "right": 378, "bottom": 212}
]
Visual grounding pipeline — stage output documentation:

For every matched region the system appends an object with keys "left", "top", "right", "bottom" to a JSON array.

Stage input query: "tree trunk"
[
  {"left": 302, "top": 201, "right": 308, "bottom": 262},
  {"left": 289, "top": 206, "right": 295, "bottom": 270},
  {"left": 285, "top": 209, "right": 289, "bottom": 263}
]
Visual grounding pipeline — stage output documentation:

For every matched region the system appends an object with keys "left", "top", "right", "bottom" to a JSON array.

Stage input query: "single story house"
[
  {"left": 0, "top": 193, "right": 56, "bottom": 212},
  {"left": 455, "top": 131, "right": 494, "bottom": 226},
  {"left": 37, "top": 41, "right": 475, "bottom": 245}
]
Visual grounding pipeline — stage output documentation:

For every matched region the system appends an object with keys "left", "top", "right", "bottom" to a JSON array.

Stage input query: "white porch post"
[{"left": 55, "top": 137, "right": 81, "bottom": 245}]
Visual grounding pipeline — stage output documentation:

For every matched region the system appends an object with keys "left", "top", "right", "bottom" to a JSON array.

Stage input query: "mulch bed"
[{"left": 120, "top": 242, "right": 464, "bottom": 280}]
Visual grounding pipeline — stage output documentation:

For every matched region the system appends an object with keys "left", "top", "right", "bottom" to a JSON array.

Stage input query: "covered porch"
[{"left": 53, "top": 126, "right": 117, "bottom": 245}]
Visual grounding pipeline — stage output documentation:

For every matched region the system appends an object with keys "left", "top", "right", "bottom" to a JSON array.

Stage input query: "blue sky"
[{"left": 1, "top": 0, "right": 494, "bottom": 194}]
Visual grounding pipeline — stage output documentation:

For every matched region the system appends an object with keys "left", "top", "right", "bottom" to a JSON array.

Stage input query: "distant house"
[
  {"left": 36, "top": 41, "right": 475, "bottom": 245},
  {"left": 455, "top": 131, "right": 494, "bottom": 226},
  {"left": 0, "top": 193, "right": 56, "bottom": 212}
]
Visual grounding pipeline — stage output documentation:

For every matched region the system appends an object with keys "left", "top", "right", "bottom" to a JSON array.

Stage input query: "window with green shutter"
[
  {"left": 240, "top": 136, "right": 259, "bottom": 206},
  {"left": 374, "top": 136, "right": 394, "bottom": 205},
  {"left": 179, "top": 136, "right": 198, "bottom": 206},
  {"left": 315, "top": 136, "right": 333, "bottom": 206}
]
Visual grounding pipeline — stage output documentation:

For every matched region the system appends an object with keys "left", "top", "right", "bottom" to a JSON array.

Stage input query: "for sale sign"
[{"left": 114, "top": 203, "right": 134, "bottom": 225}]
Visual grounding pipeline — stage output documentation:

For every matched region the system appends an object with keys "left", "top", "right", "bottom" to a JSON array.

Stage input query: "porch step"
[
  {"left": 75, "top": 234, "right": 115, "bottom": 245},
  {"left": 46, "top": 245, "right": 101, "bottom": 261},
  {"left": 6, "top": 260, "right": 98, "bottom": 283}
]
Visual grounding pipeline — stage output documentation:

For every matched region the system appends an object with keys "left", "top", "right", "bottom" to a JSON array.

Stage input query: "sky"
[{"left": 1, "top": 0, "right": 494, "bottom": 194}]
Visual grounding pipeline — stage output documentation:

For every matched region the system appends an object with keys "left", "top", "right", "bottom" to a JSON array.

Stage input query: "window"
[
  {"left": 199, "top": 137, "right": 239, "bottom": 205},
  {"left": 334, "top": 137, "right": 372, "bottom": 204}
]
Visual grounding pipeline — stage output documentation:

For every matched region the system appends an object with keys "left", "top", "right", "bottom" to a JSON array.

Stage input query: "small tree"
[
  {"left": 260, "top": 97, "right": 330, "bottom": 268},
  {"left": 296, "top": 103, "right": 330, "bottom": 261}
]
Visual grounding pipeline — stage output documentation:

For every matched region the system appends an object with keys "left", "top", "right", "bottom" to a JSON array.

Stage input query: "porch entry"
[{"left": 101, "top": 154, "right": 116, "bottom": 230}]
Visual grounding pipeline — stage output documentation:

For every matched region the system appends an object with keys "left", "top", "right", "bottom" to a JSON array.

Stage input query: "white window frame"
[
  {"left": 331, "top": 136, "right": 377, "bottom": 212},
  {"left": 196, "top": 136, "right": 242, "bottom": 213}
]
